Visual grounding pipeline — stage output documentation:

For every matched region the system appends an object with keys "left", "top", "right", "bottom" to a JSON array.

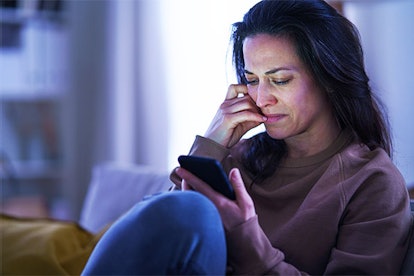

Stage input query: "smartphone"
[{"left": 178, "top": 155, "right": 236, "bottom": 200}]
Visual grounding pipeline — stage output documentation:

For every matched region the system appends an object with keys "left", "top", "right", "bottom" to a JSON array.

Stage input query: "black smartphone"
[{"left": 178, "top": 155, "right": 236, "bottom": 200}]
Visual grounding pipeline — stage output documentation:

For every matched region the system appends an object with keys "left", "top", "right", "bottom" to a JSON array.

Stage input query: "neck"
[{"left": 285, "top": 123, "right": 341, "bottom": 159}]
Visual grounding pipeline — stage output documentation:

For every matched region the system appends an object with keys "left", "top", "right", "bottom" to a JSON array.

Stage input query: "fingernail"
[{"left": 230, "top": 168, "right": 241, "bottom": 180}]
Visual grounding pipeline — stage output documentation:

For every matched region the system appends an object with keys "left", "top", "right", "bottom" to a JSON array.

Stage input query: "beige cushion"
[{"left": 80, "top": 162, "right": 172, "bottom": 233}]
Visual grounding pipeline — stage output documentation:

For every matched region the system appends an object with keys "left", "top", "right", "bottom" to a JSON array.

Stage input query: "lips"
[{"left": 263, "top": 114, "right": 287, "bottom": 123}]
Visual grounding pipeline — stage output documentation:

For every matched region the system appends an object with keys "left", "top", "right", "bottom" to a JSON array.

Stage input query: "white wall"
[
  {"left": 344, "top": 0, "right": 414, "bottom": 187},
  {"left": 160, "top": 0, "right": 260, "bottom": 169}
]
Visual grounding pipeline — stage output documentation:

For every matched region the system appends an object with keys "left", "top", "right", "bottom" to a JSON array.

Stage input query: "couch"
[
  {"left": 0, "top": 162, "right": 172, "bottom": 275},
  {"left": 79, "top": 162, "right": 173, "bottom": 234},
  {"left": 1, "top": 162, "right": 413, "bottom": 275}
]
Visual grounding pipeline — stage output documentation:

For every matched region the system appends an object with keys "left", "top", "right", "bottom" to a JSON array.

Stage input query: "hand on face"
[
  {"left": 176, "top": 167, "right": 256, "bottom": 230},
  {"left": 204, "top": 84, "right": 267, "bottom": 148}
]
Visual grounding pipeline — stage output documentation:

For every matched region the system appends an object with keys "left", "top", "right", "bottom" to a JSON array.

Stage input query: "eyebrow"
[{"left": 244, "top": 67, "right": 292, "bottom": 75}]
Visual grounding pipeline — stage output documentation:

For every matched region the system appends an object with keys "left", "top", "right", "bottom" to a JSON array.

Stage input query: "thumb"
[{"left": 229, "top": 168, "right": 249, "bottom": 201}]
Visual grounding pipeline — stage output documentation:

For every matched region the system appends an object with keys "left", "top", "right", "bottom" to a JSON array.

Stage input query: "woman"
[{"left": 82, "top": 0, "right": 411, "bottom": 275}]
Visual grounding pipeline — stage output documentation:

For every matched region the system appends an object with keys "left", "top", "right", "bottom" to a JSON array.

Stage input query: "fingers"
[
  {"left": 220, "top": 94, "right": 260, "bottom": 115},
  {"left": 176, "top": 167, "right": 234, "bottom": 208},
  {"left": 229, "top": 168, "right": 249, "bottom": 202},
  {"left": 177, "top": 166, "right": 256, "bottom": 229},
  {"left": 178, "top": 167, "right": 248, "bottom": 204},
  {"left": 181, "top": 179, "right": 193, "bottom": 191},
  {"left": 222, "top": 84, "right": 265, "bottom": 121},
  {"left": 221, "top": 88, "right": 267, "bottom": 127},
  {"left": 205, "top": 99, "right": 265, "bottom": 147},
  {"left": 223, "top": 109, "right": 267, "bottom": 127},
  {"left": 225, "top": 84, "right": 249, "bottom": 100},
  {"left": 206, "top": 83, "right": 267, "bottom": 147},
  {"left": 228, "top": 168, "right": 256, "bottom": 218}
]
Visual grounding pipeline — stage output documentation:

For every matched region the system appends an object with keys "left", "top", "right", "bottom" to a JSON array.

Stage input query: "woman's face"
[{"left": 243, "top": 34, "right": 336, "bottom": 144}]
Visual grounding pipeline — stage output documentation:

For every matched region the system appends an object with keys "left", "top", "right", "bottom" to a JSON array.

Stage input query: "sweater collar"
[{"left": 281, "top": 129, "right": 355, "bottom": 168}]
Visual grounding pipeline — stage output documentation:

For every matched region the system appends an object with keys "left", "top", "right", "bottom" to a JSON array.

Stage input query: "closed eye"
[
  {"left": 273, "top": 79, "right": 290, "bottom": 85},
  {"left": 246, "top": 79, "right": 258, "bottom": 85}
]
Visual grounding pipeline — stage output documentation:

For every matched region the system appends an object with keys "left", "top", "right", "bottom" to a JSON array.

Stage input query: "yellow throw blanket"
[{"left": 1, "top": 214, "right": 105, "bottom": 275}]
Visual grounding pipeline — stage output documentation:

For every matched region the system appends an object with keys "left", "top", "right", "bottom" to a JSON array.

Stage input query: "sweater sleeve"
[
  {"left": 324, "top": 155, "right": 412, "bottom": 275},
  {"left": 226, "top": 215, "right": 309, "bottom": 275}
]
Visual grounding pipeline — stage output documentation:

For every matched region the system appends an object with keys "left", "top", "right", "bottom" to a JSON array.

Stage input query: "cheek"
[
  {"left": 288, "top": 90, "right": 318, "bottom": 118},
  {"left": 292, "top": 91, "right": 328, "bottom": 123}
]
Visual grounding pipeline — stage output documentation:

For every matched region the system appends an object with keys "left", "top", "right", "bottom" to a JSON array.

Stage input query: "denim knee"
[
  {"left": 82, "top": 191, "right": 226, "bottom": 275},
  {"left": 127, "top": 191, "right": 222, "bottom": 233}
]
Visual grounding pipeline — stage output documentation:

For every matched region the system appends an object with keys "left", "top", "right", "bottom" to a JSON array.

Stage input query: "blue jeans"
[{"left": 81, "top": 191, "right": 226, "bottom": 275}]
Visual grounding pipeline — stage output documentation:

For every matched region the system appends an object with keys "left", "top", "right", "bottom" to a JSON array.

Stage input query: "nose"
[{"left": 255, "top": 82, "right": 277, "bottom": 108}]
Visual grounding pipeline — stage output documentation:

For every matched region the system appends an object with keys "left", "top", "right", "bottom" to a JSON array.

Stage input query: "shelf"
[
  {"left": 0, "top": 1, "right": 66, "bottom": 216},
  {"left": 0, "top": 18, "right": 68, "bottom": 96},
  {"left": 0, "top": 89, "right": 66, "bottom": 101},
  {"left": 0, "top": 160, "right": 62, "bottom": 180},
  {"left": 0, "top": 4, "right": 66, "bottom": 25}
]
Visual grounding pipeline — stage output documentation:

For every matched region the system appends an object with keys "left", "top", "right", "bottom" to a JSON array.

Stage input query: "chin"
[{"left": 264, "top": 128, "right": 290, "bottom": 140}]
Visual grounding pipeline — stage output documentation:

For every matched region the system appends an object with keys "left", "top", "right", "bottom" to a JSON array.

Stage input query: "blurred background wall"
[
  {"left": 344, "top": 0, "right": 414, "bottom": 190},
  {"left": 1, "top": 0, "right": 413, "bottom": 220}
]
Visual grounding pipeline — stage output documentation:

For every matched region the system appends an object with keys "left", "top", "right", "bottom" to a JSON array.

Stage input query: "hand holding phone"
[{"left": 178, "top": 155, "right": 236, "bottom": 200}]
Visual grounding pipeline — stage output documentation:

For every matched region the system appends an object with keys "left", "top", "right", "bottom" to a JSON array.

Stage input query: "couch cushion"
[{"left": 79, "top": 163, "right": 172, "bottom": 233}]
